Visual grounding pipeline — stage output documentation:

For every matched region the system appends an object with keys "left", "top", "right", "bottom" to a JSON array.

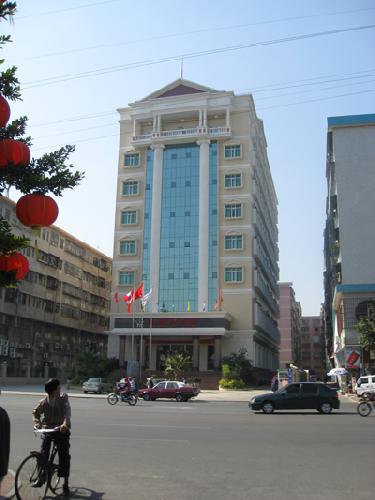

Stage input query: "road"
[{"left": 0, "top": 394, "right": 373, "bottom": 500}]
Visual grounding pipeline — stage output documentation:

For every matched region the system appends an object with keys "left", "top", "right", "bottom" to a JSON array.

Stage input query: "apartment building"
[
  {"left": 0, "top": 196, "right": 112, "bottom": 379},
  {"left": 300, "top": 316, "right": 325, "bottom": 380},
  {"left": 323, "top": 114, "right": 375, "bottom": 375},
  {"left": 278, "top": 282, "right": 301, "bottom": 369},
  {"left": 108, "top": 78, "right": 279, "bottom": 375}
]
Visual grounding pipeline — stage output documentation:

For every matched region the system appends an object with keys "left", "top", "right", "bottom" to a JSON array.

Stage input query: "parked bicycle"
[
  {"left": 357, "top": 392, "right": 375, "bottom": 417},
  {"left": 15, "top": 427, "right": 62, "bottom": 499}
]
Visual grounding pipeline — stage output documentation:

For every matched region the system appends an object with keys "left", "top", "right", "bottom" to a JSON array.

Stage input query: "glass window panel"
[
  {"left": 121, "top": 210, "right": 137, "bottom": 224},
  {"left": 124, "top": 153, "right": 140, "bottom": 166},
  {"left": 224, "top": 145, "right": 241, "bottom": 158},
  {"left": 119, "top": 271, "right": 135, "bottom": 285},
  {"left": 122, "top": 181, "right": 138, "bottom": 195},
  {"left": 120, "top": 240, "right": 136, "bottom": 255}
]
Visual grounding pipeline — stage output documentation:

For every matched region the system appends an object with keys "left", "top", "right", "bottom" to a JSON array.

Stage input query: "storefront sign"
[{"left": 345, "top": 348, "right": 361, "bottom": 369}]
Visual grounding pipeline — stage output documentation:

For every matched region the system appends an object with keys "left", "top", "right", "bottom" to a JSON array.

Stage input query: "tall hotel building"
[{"left": 108, "top": 79, "right": 279, "bottom": 375}]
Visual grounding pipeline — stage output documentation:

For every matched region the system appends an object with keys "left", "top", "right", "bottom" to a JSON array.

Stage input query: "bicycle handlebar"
[{"left": 33, "top": 426, "right": 61, "bottom": 434}]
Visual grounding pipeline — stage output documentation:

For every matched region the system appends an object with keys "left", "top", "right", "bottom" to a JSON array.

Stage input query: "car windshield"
[{"left": 88, "top": 378, "right": 100, "bottom": 383}]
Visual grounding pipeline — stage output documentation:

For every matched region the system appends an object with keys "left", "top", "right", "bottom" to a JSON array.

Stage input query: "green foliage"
[
  {"left": 358, "top": 317, "right": 375, "bottom": 350},
  {"left": 76, "top": 350, "right": 119, "bottom": 378},
  {"left": 164, "top": 352, "right": 191, "bottom": 380},
  {"left": 0, "top": 3, "right": 84, "bottom": 283},
  {"left": 0, "top": 145, "right": 84, "bottom": 196},
  {"left": 0, "top": 218, "right": 29, "bottom": 254},
  {"left": 221, "top": 348, "right": 253, "bottom": 384},
  {"left": 219, "top": 378, "right": 246, "bottom": 389}
]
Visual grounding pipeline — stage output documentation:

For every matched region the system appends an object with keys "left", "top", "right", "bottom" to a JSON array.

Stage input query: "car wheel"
[
  {"left": 83, "top": 391, "right": 88, "bottom": 394},
  {"left": 176, "top": 394, "right": 184, "bottom": 402},
  {"left": 143, "top": 393, "right": 151, "bottom": 401},
  {"left": 319, "top": 402, "right": 332, "bottom": 414},
  {"left": 357, "top": 402, "right": 372, "bottom": 417},
  {"left": 261, "top": 402, "right": 274, "bottom": 414}
]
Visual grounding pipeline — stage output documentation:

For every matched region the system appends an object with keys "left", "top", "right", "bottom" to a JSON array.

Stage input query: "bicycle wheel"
[
  {"left": 48, "top": 446, "right": 62, "bottom": 494},
  {"left": 15, "top": 453, "right": 48, "bottom": 500},
  {"left": 357, "top": 402, "right": 372, "bottom": 417},
  {"left": 107, "top": 393, "right": 119, "bottom": 405}
]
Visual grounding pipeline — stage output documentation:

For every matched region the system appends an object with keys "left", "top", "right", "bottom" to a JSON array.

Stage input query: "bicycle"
[{"left": 15, "top": 427, "right": 62, "bottom": 499}]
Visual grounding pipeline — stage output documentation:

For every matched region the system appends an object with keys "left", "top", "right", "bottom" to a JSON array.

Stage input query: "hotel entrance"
[{"left": 156, "top": 343, "right": 193, "bottom": 371}]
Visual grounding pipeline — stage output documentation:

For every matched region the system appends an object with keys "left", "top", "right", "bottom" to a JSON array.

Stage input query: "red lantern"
[
  {"left": 16, "top": 194, "right": 59, "bottom": 228},
  {"left": 0, "top": 95, "right": 10, "bottom": 128},
  {"left": 0, "top": 139, "right": 30, "bottom": 167},
  {"left": 0, "top": 253, "right": 29, "bottom": 280}
]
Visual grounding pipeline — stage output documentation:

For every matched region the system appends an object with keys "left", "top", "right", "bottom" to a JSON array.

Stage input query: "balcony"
[
  {"left": 254, "top": 303, "right": 280, "bottom": 343},
  {"left": 132, "top": 126, "right": 232, "bottom": 145},
  {"left": 253, "top": 239, "right": 278, "bottom": 293},
  {"left": 254, "top": 269, "right": 279, "bottom": 317}
]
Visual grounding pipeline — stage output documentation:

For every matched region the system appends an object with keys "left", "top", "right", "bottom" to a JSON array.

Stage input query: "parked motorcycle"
[
  {"left": 357, "top": 391, "right": 375, "bottom": 417},
  {"left": 107, "top": 385, "right": 138, "bottom": 406}
]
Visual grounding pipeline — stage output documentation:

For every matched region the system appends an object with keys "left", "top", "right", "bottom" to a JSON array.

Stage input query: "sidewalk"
[{"left": 1, "top": 385, "right": 264, "bottom": 402}]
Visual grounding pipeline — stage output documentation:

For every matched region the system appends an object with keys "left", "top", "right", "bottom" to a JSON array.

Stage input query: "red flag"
[
  {"left": 114, "top": 292, "right": 119, "bottom": 303},
  {"left": 134, "top": 283, "right": 144, "bottom": 300},
  {"left": 219, "top": 289, "right": 224, "bottom": 310},
  {"left": 123, "top": 289, "right": 135, "bottom": 313}
]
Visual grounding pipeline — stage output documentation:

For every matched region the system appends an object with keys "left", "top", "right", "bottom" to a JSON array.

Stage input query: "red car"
[{"left": 139, "top": 381, "right": 199, "bottom": 402}]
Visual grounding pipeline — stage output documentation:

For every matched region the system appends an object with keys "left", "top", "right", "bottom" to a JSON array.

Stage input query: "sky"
[{"left": 2, "top": 0, "right": 374, "bottom": 316}]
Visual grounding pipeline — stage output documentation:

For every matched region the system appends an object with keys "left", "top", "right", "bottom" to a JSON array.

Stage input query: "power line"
[
  {"left": 15, "top": 6, "right": 375, "bottom": 61},
  {"left": 26, "top": 67, "right": 375, "bottom": 130},
  {"left": 31, "top": 87, "right": 375, "bottom": 152},
  {"left": 21, "top": 24, "right": 375, "bottom": 91},
  {"left": 17, "top": 0, "right": 121, "bottom": 19}
]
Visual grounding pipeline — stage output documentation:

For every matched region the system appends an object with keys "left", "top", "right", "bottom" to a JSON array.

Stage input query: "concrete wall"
[{"left": 334, "top": 125, "right": 375, "bottom": 284}]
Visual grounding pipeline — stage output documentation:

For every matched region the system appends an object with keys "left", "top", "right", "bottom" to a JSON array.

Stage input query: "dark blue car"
[{"left": 249, "top": 382, "right": 340, "bottom": 414}]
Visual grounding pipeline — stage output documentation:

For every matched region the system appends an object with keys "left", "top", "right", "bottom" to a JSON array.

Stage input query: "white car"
[
  {"left": 82, "top": 377, "right": 112, "bottom": 394},
  {"left": 355, "top": 375, "right": 375, "bottom": 397}
]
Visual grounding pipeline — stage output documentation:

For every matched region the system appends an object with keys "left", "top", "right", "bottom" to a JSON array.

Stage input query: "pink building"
[{"left": 278, "top": 283, "right": 301, "bottom": 369}]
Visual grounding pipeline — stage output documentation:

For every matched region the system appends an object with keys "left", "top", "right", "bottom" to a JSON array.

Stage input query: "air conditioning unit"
[
  {"left": 39, "top": 342, "right": 44, "bottom": 348},
  {"left": 55, "top": 342, "right": 60, "bottom": 349},
  {"left": 25, "top": 343, "right": 31, "bottom": 349}
]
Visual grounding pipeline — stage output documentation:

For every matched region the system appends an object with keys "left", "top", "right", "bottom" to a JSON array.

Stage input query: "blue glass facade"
[
  {"left": 141, "top": 142, "right": 218, "bottom": 312},
  {"left": 208, "top": 142, "right": 218, "bottom": 310},
  {"left": 141, "top": 149, "right": 154, "bottom": 294},
  {"left": 159, "top": 144, "right": 199, "bottom": 312}
]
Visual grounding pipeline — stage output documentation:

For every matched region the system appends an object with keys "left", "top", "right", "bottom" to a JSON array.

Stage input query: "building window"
[
  {"left": 185, "top": 210, "right": 190, "bottom": 216},
  {"left": 225, "top": 173, "right": 242, "bottom": 188},
  {"left": 122, "top": 181, "right": 138, "bottom": 196},
  {"left": 224, "top": 203, "right": 242, "bottom": 218},
  {"left": 168, "top": 273, "right": 174, "bottom": 279},
  {"left": 120, "top": 240, "right": 136, "bottom": 255},
  {"left": 169, "top": 242, "right": 175, "bottom": 248},
  {"left": 224, "top": 144, "right": 241, "bottom": 159},
  {"left": 183, "top": 272, "right": 190, "bottom": 279},
  {"left": 170, "top": 212, "right": 176, "bottom": 218},
  {"left": 225, "top": 235, "right": 243, "bottom": 250},
  {"left": 225, "top": 267, "right": 243, "bottom": 283},
  {"left": 185, "top": 180, "right": 191, "bottom": 187},
  {"left": 121, "top": 210, "right": 137, "bottom": 225},
  {"left": 184, "top": 241, "right": 190, "bottom": 247},
  {"left": 119, "top": 271, "right": 135, "bottom": 285},
  {"left": 171, "top": 181, "right": 176, "bottom": 188},
  {"left": 124, "top": 152, "right": 140, "bottom": 167}
]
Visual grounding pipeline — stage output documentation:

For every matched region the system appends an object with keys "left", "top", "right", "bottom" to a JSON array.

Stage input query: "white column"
[
  {"left": 133, "top": 118, "right": 137, "bottom": 138},
  {"left": 226, "top": 107, "right": 230, "bottom": 128},
  {"left": 157, "top": 114, "right": 161, "bottom": 132},
  {"left": 197, "top": 139, "right": 210, "bottom": 311},
  {"left": 152, "top": 115, "right": 157, "bottom": 133},
  {"left": 203, "top": 109, "right": 207, "bottom": 128},
  {"left": 150, "top": 144, "right": 165, "bottom": 312},
  {"left": 199, "top": 110, "right": 203, "bottom": 127}
]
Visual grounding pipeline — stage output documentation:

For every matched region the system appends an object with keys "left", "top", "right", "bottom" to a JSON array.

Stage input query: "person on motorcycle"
[
  {"left": 118, "top": 378, "right": 131, "bottom": 398},
  {"left": 129, "top": 377, "right": 136, "bottom": 394}
]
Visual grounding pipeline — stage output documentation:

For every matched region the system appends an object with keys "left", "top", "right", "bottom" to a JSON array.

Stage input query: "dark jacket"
[
  {"left": 0, "top": 406, "right": 10, "bottom": 480},
  {"left": 32, "top": 393, "right": 71, "bottom": 429}
]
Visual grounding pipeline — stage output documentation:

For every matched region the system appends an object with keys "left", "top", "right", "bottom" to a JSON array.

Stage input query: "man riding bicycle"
[{"left": 32, "top": 378, "right": 71, "bottom": 498}]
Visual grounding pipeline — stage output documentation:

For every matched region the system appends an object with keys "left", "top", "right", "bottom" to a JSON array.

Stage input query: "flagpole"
[
  {"left": 132, "top": 303, "right": 135, "bottom": 360},
  {"left": 149, "top": 314, "right": 152, "bottom": 371}
]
